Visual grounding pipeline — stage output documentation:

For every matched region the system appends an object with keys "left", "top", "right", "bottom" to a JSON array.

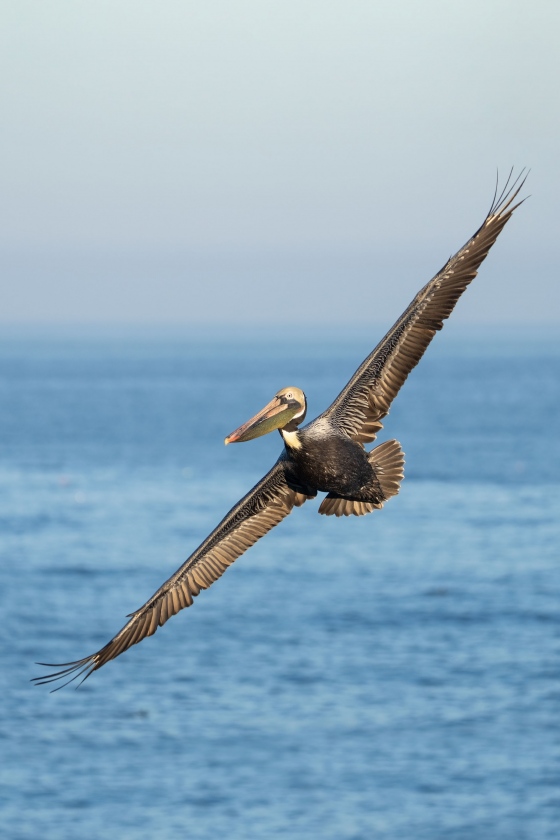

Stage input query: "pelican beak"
[{"left": 225, "top": 396, "right": 294, "bottom": 444}]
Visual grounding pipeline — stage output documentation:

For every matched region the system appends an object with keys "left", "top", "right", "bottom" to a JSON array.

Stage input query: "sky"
[{"left": 1, "top": 1, "right": 559, "bottom": 326}]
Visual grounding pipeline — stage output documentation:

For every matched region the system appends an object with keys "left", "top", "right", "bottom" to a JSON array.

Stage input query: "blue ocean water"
[{"left": 0, "top": 327, "right": 559, "bottom": 840}]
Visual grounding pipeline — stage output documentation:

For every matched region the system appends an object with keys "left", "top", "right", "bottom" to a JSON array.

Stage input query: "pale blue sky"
[{"left": 1, "top": 1, "right": 558, "bottom": 325}]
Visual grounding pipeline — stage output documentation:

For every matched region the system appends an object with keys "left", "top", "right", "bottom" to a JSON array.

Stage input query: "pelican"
[{"left": 34, "top": 173, "right": 526, "bottom": 689}]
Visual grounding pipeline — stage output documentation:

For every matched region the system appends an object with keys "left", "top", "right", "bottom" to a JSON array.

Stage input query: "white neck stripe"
[{"left": 281, "top": 429, "right": 302, "bottom": 450}]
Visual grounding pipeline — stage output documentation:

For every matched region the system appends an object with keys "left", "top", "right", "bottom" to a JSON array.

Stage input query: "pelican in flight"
[{"left": 34, "top": 173, "right": 526, "bottom": 689}]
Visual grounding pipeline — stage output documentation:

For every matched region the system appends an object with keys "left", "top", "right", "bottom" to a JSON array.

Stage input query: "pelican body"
[
  {"left": 225, "top": 392, "right": 403, "bottom": 517},
  {"left": 34, "top": 173, "right": 526, "bottom": 689}
]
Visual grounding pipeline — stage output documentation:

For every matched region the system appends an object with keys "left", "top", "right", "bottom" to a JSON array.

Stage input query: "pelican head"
[{"left": 225, "top": 387, "right": 307, "bottom": 444}]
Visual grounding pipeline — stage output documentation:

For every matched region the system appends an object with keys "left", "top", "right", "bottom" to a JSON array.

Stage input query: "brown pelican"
[{"left": 34, "top": 173, "right": 526, "bottom": 689}]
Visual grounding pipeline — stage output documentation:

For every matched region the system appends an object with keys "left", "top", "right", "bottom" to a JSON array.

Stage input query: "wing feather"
[
  {"left": 320, "top": 172, "right": 527, "bottom": 443},
  {"left": 33, "top": 461, "right": 314, "bottom": 689}
]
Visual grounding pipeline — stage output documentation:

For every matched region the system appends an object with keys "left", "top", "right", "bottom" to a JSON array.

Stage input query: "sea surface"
[{"left": 0, "top": 327, "right": 559, "bottom": 840}]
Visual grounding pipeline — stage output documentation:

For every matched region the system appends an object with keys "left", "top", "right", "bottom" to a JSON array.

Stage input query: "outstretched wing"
[
  {"left": 320, "top": 172, "right": 527, "bottom": 444},
  {"left": 33, "top": 461, "right": 314, "bottom": 689}
]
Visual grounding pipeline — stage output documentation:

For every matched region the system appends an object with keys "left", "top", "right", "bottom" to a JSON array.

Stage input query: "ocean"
[{"left": 0, "top": 326, "right": 558, "bottom": 839}]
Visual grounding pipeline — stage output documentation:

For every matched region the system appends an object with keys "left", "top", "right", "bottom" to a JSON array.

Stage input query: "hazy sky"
[{"left": 1, "top": 1, "right": 558, "bottom": 325}]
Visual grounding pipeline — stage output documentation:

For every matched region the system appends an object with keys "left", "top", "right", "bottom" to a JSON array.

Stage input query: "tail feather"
[{"left": 368, "top": 439, "right": 405, "bottom": 502}]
